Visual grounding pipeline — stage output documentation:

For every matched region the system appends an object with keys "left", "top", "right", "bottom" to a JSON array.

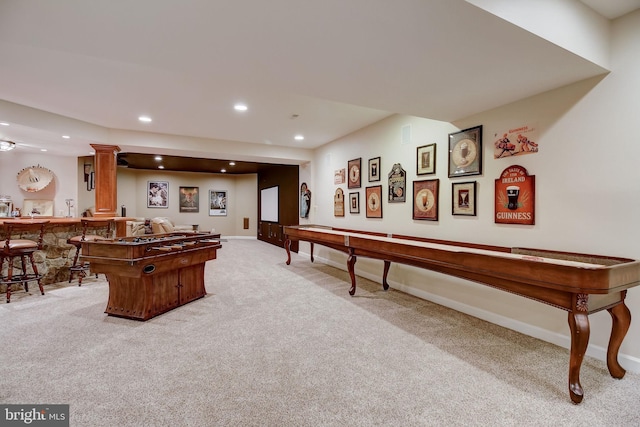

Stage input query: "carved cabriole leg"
[
  {"left": 347, "top": 248, "right": 357, "bottom": 296},
  {"left": 606, "top": 295, "right": 630, "bottom": 379},
  {"left": 382, "top": 260, "right": 390, "bottom": 291},
  {"left": 568, "top": 293, "right": 590, "bottom": 404},
  {"left": 284, "top": 238, "right": 291, "bottom": 265},
  {"left": 310, "top": 242, "right": 315, "bottom": 263}
]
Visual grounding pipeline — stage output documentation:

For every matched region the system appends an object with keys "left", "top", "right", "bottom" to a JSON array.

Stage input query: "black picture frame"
[
  {"left": 349, "top": 192, "right": 360, "bottom": 214},
  {"left": 417, "top": 144, "right": 436, "bottom": 175},
  {"left": 348, "top": 158, "right": 361, "bottom": 188},
  {"left": 448, "top": 125, "right": 483, "bottom": 178},
  {"left": 368, "top": 157, "right": 381, "bottom": 182},
  {"left": 452, "top": 181, "right": 477, "bottom": 216}
]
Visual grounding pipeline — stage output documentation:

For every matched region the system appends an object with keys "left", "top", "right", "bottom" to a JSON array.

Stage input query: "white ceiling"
[{"left": 0, "top": 0, "right": 638, "bottom": 158}]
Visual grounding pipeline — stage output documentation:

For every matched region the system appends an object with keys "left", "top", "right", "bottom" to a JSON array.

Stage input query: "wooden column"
[{"left": 90, "top": 144, "right": 120, "bottom": 218}]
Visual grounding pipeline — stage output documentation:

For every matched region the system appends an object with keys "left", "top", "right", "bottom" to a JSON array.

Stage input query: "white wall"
[
  {"left": 308, "top": 10, "right": 640, "bottom": 370},
  {"left": 0, "top": 152, "right": 77, "bottom": 217},
  {"left": 117, "top": 168, "right": 257, "bottom": 237}
]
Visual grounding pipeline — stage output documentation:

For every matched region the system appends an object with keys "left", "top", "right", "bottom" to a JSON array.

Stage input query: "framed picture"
[
  {"left": 388, "top": 163, "right": 406, "bottom": 203},
  {"left": 413, "top": 179, "right": 439, "bottom": 221},
  {"left": 22, "top": 199, "right": 54, "bottom": 217},
  {"left": 452, "top": 181, "right": 477, "bottom": 216},
  {"left": 179, "top": 187, "right": 199, "bottom": 212},
  {"left": 417, "top": 144, "right": 436, "bottom": 175},
  {"left": 368, "top": 157, "right": 381, "bottom": 182},
  {"left": 365, "top": 185, "right": 383, "bottom": 218},
  {"left": 347, "top": 158, "right": 361, "bottom": 189},
  {"left": 448, "top": 125, "right": 483, "bottom": 178},
  {"left": 334, "top": 188, "right": 345, "bottom": 217},
  {"left": 209, "top": 190, "right": 227, "bottom": 216},
  {"left": 349, "top": 192, "right": 360, "bottom": 214},
  {"left": 334, "top": 169, "right": 345, "bottom": 184},
  {"left": 147, "top": 181, "right": 169, "bottom": 208}
]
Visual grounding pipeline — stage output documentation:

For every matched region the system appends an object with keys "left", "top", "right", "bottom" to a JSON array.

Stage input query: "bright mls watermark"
[{"left": 0, "top": 405, "right": 69, "bottom": 426}]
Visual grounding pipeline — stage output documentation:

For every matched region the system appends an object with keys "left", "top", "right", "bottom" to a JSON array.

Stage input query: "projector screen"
[{"left": 260, "top": 186, "right": 279, "bottom": 222}]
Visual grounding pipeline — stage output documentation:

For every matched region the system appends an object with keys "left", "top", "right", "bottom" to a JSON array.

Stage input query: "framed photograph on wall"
[
  {"left": 179, "top": 186, "right": 199, "bottom": 212},
  {"left": 368, "top": 157, "right": 381, "bottom": 182},
  {"left": 349, "top": 192, "right": 360, "bottom": 214},
  {"left": 348, "top": 158, "right": 361, "bottom": 189},
  {"left": 209, "top": 190, "right": 227, "bottom": 216},
  {"left": 365, "top": 185, "right": 382, "bottom": 218},
  {"left": 448, "top": 125, "right": 483, "bottom": 178},
  {"left": 147, "top": 181, "right": 169, "bottom": 208},
  {"left": 413, "top": 179, "right": 439, "bottom": 221},
  {"left": 417, "top": 144, "right": 436, "bottom": 175},
  {"left": 452, "top": 181, "right": 477, "bottom": 216}
]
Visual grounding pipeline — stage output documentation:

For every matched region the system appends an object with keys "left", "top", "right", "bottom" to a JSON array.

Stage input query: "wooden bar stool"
[
  {"left": 67, "top": 218, "right": 114, "bottom": 286},
  {"left": 1, "top": 219, "right": 49, "bottom": 303}
]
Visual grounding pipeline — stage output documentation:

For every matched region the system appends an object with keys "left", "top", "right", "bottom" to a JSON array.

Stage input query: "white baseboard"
[
  {"left": 302, "top": 251, "right": 640, "bottom": 374},
  {"left": 222, "top": 235, "right": 257, "bottom": 240}
]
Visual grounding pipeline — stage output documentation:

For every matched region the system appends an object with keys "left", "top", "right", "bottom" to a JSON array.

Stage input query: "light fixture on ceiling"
[
  {"left": 234, "top": 104, "right": 247, "bottom": 112},
  {"left": 139, "top": 116, "right": 152, "bottom": 123},
  {"left": 0, "top": 122, "right": 9, "bottom": 126},
  {"left": 154, "top": 156, "right": 163, "bottom": 161},
  {"left": 62, "top": 135, "right": 70, "bottom": 139},
  {"left": 294, "top": 135, "right": 304, "bottom": 141},
  {"left": 229, "top": 161, "right": 236, "bottom": 166},
  {"left": 220, "top": 169, "right": 227, "bottom": 173},
  {"left": 0, "top": 140, "right": 16, "bottom": 151},
  {"left": 158, "top": 165, "right": 165, "bottom": 169}
]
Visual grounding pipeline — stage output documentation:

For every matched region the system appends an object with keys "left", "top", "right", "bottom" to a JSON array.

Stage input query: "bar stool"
[
  {"left": 67, "top": 218, "right": 114, "bottom": 286},
  {"left": 1, "top": 220, "right": 49, "bottom": 303}
]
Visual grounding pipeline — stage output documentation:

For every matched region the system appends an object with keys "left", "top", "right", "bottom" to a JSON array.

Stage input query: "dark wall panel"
[{"left": 257, "top": 165, "right": 299, "bottom": 251}]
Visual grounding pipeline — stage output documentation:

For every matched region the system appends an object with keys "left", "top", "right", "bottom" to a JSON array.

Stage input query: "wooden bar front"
[{"left": 81, "top": 232, "right": 221, "bottom": 320}]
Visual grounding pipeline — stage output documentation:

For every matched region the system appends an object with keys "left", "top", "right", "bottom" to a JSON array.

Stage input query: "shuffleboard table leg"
[
  {"left": 347, "top": 249, "right": 357, "bottom": 296},
  {"left": 310, "top": 242, "right": 314, "bottom": 263},
  {"left": 568, "top": 309, "right": 590, "bottom": 404},
  {"left": 284, "top": 238, "right": 291, "bottom": 265},
  {"left": 606, "top": 299, "right": 630, "bottom": 379},
  {"left": 382, "top": 260, "right": 390, "bottom": 291}
]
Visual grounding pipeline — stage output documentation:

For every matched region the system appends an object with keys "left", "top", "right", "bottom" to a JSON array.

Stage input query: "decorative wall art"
[
  {"left": 347, "top": 158, "right": 361, "bottom": 189},
  {"left": 452, "top": 181, "right": 477, "bottom": 216},
  {"left": 365, "top": 185, "right": 383, "bottom": 218},
  {"left": 300, "top": 183, "right": 311, "bottom": 218},
  {"left": 334, "top": 188, "right": 345, "bottom": 217},
  {"left": 495, "top": 165, "right": 535, "bottom": 225},
  {"left": 493, "top": 123, "right": 539, "bottom": 158},
  {"left": 448, "top": 125, "right": 483, "bottom": 178},
  {"left": 16, "top": 165, "right": 55, "bottom": 193},
  {"left": 179, "top": 186, "right": 199, "bottom": 212},
  {"left": 417, "top": 144, "right": 436, "bottom": 175},
  {"left": 334, "top": 169, "right": 345, "bottom": 184},
  {"left": 413, "top": 179, "right": 439, "bottom": 221},
  {"left": 147, "top": 181, "right": 169, "bottom": 208},
  {"left": 387, "top": 163, "right": 406, "bottom": 203},
  {"left": 209, "top": 190, "right": 227, "bottom": 216},
  {"left": 349, "top": 192, "right": 360, "bottom": 214},
  {"left": 368, "top": 157, "right": 381, "bottom": 182},
  {"left": 22, "top": 199, "right": 54, "bottom": 217}
]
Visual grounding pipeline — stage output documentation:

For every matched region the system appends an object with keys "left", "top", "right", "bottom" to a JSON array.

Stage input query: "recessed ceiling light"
[
  {"left": 40, "top": 148, "right": 47, "bottom": 152},
  {"left": 158, "top": 165, "right": 165, "bottom": 169},
  {"left": 139, "top": 116, "right": 152, "bottom": 123},
  {"left": 294, "top": 135, "right": 304, "bottom": 141},
  {"left": 220, "top": 169, "right": 227, "bottom": 173},
  {"left": 62, "top": 135, "right": 70, "bottom": 139},
  {"left": 154, "top": 156, "right": 163, "bottom": 161},
  {"left": 229, "top": 161, "right": 236, "bottom": 166},
  {"left": 0, "top": 122, "right": 9, "bottom": 126},
  {"left": 234, "top": 104, "right": 247, "bottom": 112}
]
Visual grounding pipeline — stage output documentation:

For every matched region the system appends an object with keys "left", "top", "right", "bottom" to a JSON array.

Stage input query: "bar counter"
[{"left": 1, "top": 216, "right": 132, "bottom": 286}]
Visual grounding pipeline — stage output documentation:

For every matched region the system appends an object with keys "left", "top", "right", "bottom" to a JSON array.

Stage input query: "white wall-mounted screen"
[{"left": 260, "top": 185, "right": 279, "bottom": 222}]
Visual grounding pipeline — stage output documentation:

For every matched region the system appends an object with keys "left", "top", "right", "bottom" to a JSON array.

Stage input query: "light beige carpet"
[{"left": 1, "top": 239, "right": 639, "bottom": 426}]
